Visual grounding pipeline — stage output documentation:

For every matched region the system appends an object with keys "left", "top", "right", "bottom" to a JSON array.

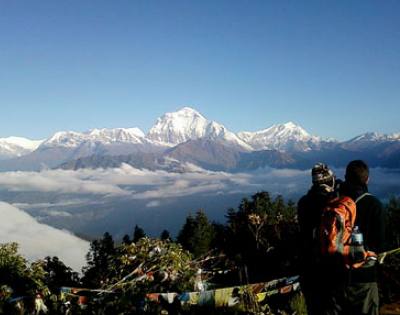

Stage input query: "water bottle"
[{"left": 350, "top": 226, "right": 365, "bottom": 263}]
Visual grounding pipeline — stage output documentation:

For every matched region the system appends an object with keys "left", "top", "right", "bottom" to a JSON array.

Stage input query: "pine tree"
[
  {"left": 160, "top": 229, "right": 171, "bottom": 241},
  {"left": 122, "top": 234, "right": 131, "bottom": 245},
  {"left": 42, "top": 256, "right": 80, "bottom": 293},
  {"left": 133, "top": 225, "right": 146, "bottom": 243},
  {"left": 82, "top": 232, "right": 116, "bottom": 287},
  {"left": 177, "top": 210, "right": 215, "bottom": 257}
]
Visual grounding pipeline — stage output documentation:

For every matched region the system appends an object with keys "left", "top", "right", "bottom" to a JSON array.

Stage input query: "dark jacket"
[
  {"left": 297, "top": 185, "right": 340, "bottom": 315},
  {"left": 297, "top": 184, "right": 343, "bottom": 284},
  {"left": 340, "top": 181, "right": 386, "bottom": 283},
  {"left": 340, "top": 182, "right": 386, "bottom": 254},
  {"left": 298, "top": 185, "right": 335, "bottom": 264}
]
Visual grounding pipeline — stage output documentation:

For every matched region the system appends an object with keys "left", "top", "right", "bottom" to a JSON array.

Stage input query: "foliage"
[
  {"left": 225, "top": 192, "right": 299, "bottom": 282},
  {"left": 81, "top": 232, "right": 117, "bottom": 288},
  {"left": 0, "top": 243, "right": 47, "bottom": 296},
  {"left": 133, "top": 225, "right": 146, "bottom": 243},
  {"left": 0, "top": 243, "right": 48, "bottom": 314},
  {"left": 177, "top": 210, "right": 216, "bottom": 258},
  {"left": 160, "top": 230, "right": 171, "bottom": 241},
  {"left": 122, "top": 234, "right": 131, "bottom": 245},
  {"left": 116, "top": 237, "right": 196, "bottom": 292},
  {"left": 289, "top": 292, "right": 308, "bottom": 315},
  {"left": 387, "top": 196, "right": 400, "bottom": 248},
  {"left": 382, "top": 196, "right": 400, "bottom": 300},
  {"left": 95, "top": 237, "right": 197, "bottom": 313},
  {"left": 42, "top": 256, "right": 80, "bottom": 293}
]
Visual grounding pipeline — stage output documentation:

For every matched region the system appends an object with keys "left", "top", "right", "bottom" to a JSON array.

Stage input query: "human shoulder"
[
  {"left": 298, "top": 194, "right": 309, "bottom": 206},
  {"left": 298, "top": 187, "right": 315, "bottom": 204},
  {"left": 297, "top": 195, "right": 309, "bottom": 217},
  {"left": 361, "top": 193, "right": 384, "bottom": 214},
  {"left": 363, "top": 193, "right": 382, "bottom": 206}
]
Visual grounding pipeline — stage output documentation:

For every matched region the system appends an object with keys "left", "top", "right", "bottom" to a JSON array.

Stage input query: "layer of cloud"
[
  {"left": 146, "top": 200, "right": 161, "bottom": 208},
  {"left": 0, "top": 202, "right": 89, "bottom": 272},
  {"left": 0, "top": 165, "right": 398, "bottom": 203},
  {"left": 0, "top": 169, "right": 129, "bottom": 196},
  {"left": 0, "top": 164, "right": 255, "bottom": 198}
]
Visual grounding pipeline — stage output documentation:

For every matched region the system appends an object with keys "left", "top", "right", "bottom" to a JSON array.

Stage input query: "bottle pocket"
[{"left": 350, "top": 244, "right": 366, "bottom": 263}]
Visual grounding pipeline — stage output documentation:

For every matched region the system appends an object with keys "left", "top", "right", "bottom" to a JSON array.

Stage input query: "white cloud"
[
  {"left": 146, "top": 201, "right": 161, "bottom": 208},
  {"left": 267, "top": 168, "right": 308, "bottom": 178},
  {"left": 0, "top": 202, "right": 89, "bottom": 272},
  {"left": 0, "top": 166, "right": 252, "bottom": 198},
  {"left": 39, "top": 209, "right": 72, "bottom": 217},
  {"left": 0, "top": 169, "right": 129, "bottom": 196}
]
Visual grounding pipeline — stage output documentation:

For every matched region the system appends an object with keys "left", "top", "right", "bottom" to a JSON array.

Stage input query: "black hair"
[{"left": 345, "top": 160, "right": 369, "bottom": 185}]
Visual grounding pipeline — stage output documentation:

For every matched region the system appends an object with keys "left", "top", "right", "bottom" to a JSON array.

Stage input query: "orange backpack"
[
  {"left": 320, "top": 196, "right": 355, "bottom": 258},
  {"left": 319, "top": 194, "right": 377, "bottom": 268}
]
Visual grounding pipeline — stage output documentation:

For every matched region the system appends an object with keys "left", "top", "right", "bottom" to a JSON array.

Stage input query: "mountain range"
[{"left": 1, "top": 107, "right": 399, "bottom": 171}]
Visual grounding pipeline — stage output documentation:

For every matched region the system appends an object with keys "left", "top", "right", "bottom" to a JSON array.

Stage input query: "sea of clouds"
[
  {"left": 0, "top": 164, "right": 397, "bottom": 201},
  {"left": 0, "top": 163, "right": 309, "bottom": 199}
]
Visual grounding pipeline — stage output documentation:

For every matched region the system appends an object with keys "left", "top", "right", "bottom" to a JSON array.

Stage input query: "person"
[
  {"left": 297, "top": 162, "right": 339, "bottom": 315},
  {"left": 338, "top": 160, "right": 386, "bottom": 315}
]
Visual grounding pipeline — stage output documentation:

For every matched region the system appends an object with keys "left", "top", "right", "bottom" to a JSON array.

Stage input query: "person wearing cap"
[
  {"left": 334, "top": 160, "right": 386, "bottom": 315},
  {"left": 297, "top": 162, "right": 339, "bottom": 315}
]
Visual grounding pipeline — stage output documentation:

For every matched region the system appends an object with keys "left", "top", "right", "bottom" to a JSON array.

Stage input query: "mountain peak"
[
  {"left": 0, "top": 136, "right": 44, "bottom": 160},
  {"left": 282, "top": 121, "right": 298, "bottom": 128},
  {"left": 348, "top": 131, "right": 394, "bottom": 143},
  {"left": 175, "top": 106, "right": 202, "bottom": 115},
  {"left": 271, "top": 121, "right": 308, "bottom": 134},
  {"left": 238, "top": 121, "right": 320, "bottom": 151},
  {"left": 41, "top": 127, "right": 147, "bottom": 149},
  {"left": 88, "top": 127, "right": 145, "bottom": 139},
  {"left": 0, "top": 136, "right": 43, "bottom": 149},
  {"left": 147, "top": 107, "right": 209, "bottom": 144},
  {"left": 146, "top": 108, "right": 252, "bottom": 150}
]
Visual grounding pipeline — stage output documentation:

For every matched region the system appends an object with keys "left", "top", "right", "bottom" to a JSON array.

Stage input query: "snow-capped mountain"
[
  {"left": 147, "top": 107, "right": 252, "bottom": 151},
  {"left": 345, "top": 132, "right": 400, "bottom": 144},
  {"left": 238, "top": 122, "right": 327, "bottom": 151},
  {"left": 147, "top": 107, "right": 209, "bottom": 145},
  {"left": 341, "top": 132, "right": 400, "bottom": 151},
  {"left": 1, "top": 106, "right": 400, "bottom": 171},
  {"left": 204, "top": 121, "right": 253, "bottom": 151},
  {"left": 0, "top": 127, "right": 165, "bottom": 171},
  {"left": 40, "top": 128, "right": 146, "bottom": 148},
  {"left": 0, "top": 136, "right": 43, "bottom": 160},
  {"left": 37, "top": 127, "right": 167, "bottom": 159}
]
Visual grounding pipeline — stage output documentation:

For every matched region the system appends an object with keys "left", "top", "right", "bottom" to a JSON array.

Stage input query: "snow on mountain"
[
  {"left": 41, "top": 128, "right": 147, "bottom": 148},
  {"left": 391, "top": 133, "right": 400, "bottom": 140},
  {"left": 238, "top": 122, "right": 325, "bottom": 152},
  {"left": 147, "top": 107, "right": 252, "bottom": 151},
  {"left": 346, "top": 132, "right": 400, "bottom": 143},
  {"left": 147, "top": 107, "right": 209, "bottom": 145},
  {"left": 0, "top": 137, "right": 43, "bottom": 160},
  {"left": 341, "top": 132, "right": 400, "bottom": 151},
  {"left": 90, "top": 127, "right": 146, "bottom": 140},
  {"left": 2, "top": 107, "right": 399, "bottom": 172},
  {"left": 0, "top": 127, "right": 163, "bottom": 171},
  {"left": 204, "top": 121, "right": 253, "bottom": 151}
]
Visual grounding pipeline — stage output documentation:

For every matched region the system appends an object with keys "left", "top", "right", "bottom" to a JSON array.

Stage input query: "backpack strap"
[{"left": 355, "top": 193, "right": 371, "bottom": 204}]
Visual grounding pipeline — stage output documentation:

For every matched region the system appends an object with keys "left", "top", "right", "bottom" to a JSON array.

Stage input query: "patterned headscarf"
[{"left": 312, "top": 163, "right": 335, "bottom": 191}]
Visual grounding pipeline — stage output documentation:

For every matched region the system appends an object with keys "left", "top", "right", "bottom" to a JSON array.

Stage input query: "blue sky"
[{"left": 0, "top": 0, "right": 399, "bottom": 140}]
